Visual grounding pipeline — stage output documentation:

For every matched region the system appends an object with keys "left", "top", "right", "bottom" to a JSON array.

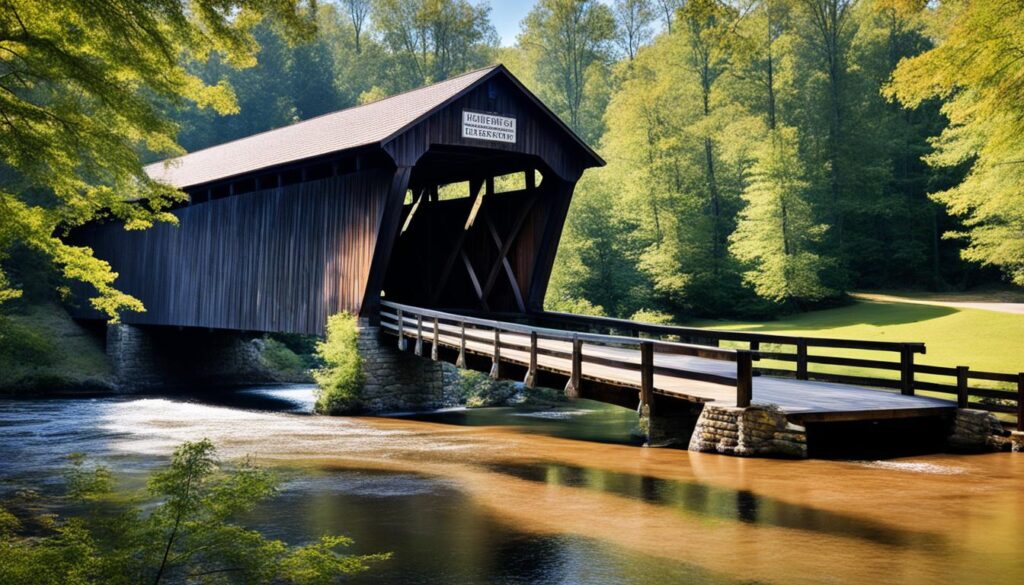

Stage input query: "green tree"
[
  {"left": 371, "top": 0, "right": 497, "bottom": 89},
  {"left": 796, "top": 0, "right": 857, "bottom": 254},
  {"left": 0, "top": 440, "right": 386, "bottom": 584},
  {"left": 517, "top": 0, "right": 616, "bottom": 143},
  {"left": 0, "top": 0, "right": 316, "bottom": 318},
  {"left": 613, "top": 0, "right": 655, "bottom": 60},
  {"left": 342, "top": 0, "right": 372, "bottom": 53},
  {"left": 314, "top": 312, "right": 364, "bottom": 414},
  {"left": 730, "top": 126, "right": 832, "bottom": 302},
  {"left": 886, "top": 0, "right": 1024, "bottom": 285}
]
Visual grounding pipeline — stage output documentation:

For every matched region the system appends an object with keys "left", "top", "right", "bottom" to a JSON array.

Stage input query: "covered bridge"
[{"left": 70, "top": 65, "right": 604, "bottom": 335}]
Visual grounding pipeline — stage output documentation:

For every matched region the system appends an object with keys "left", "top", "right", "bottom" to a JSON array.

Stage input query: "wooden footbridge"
[
  {"left": 66, "top": 65, "right": 1022, "bottom": 433},
  {"left": 381, "top": 301, "right": 1021, "bottom": 429}
]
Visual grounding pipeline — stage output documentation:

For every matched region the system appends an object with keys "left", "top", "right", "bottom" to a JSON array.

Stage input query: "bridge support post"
[
  {"left": 564, "top": 334, "right": 582, "bottom": 399},
  {"left": 456, "top": 321, "right": 467, "bottom": 368},
  {"left": 414, "top": 315, "right": 423, "bottom": 357},
  {"left": 431, "top": 317, "right": 439, "bottom": 361},
  {"left": 489, "top": 329, "right": 501, "bottom": 379},
  {"left": 396, "top": 309, "right": 408, "bottom": 352},
  {"left": 523, "top": 331, "right": 538, "bottom": 388}
]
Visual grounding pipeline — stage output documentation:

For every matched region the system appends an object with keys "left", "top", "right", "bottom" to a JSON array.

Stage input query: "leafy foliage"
[
  {"left": 730, "top": 127, "right": 832, "bottom": 302},
  {"left": 0, "top": 440, "right": 387, "bottom": 584},
  {"left": 886, "top": 0, "right": 1024, "bottom": 285},
  {"left": 313, "top": 312, "right": 364, "bottom": 414},
  {"left": 0, "top": 0, "right": 318, "bottom": 319},
  {"left": 517, "top": 0, "right": 617, "bottom": 144}
]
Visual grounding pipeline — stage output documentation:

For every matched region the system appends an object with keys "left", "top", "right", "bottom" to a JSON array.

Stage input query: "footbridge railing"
[
  {"left": 531, "top": 311, "right": 1023, "bottom": 430},
  {"left": 379, "top": 301, "right": 756, "bottom": 408}
]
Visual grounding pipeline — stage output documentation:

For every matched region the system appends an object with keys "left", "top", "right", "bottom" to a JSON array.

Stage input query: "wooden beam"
[
  {"left": 640, "top": 341, "right": 654, "bottom": 415},
  {"left": 956, "top": 366, "right": 969, "bottom": 408},
  {"left": 430, "top": 179, "right": 486, "bottom": 305},
  {"left": 565, "top": 334, "right": 582, "bottom": 399},
  {"left": 414, "top": 314, "right": 423, "bottom": 356},
  {"left": 480, "top": 199, "right": 535, "bottom": 312},
  {"left": 900, "top": 344, "right": 915, "bottom": 396},
  {"left": 431, "top": 316, "right": 440, "bottom": 360},
  {"left": 489, "top": 328, "right": 501, "bottom": 379},
  {"left": 526, "top": 177, "right": 576, "bottom": 312},
  {"left": 461, "top": 251, "right": 489, "bottom": 311},
  {"left": 524, "top": 331, "right": 537, "bottom": 388},
  {"left": 736, "top": 350, "right": 753, "bottom": 407},
  {"left": 359, "top": 166, "right": 412, "bottom": 323},
  {"left": 456, "top": 321, "right": 467, "bottom": 367}
]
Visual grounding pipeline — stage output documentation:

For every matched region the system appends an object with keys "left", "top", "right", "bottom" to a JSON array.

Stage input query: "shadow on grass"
[{"left": 698, "top": 301, "right": 959, "bottom": 332}]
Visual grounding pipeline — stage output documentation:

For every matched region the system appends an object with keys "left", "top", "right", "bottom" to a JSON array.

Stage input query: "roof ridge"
[{"left": 147, "top": 64, "right": 502, "bottom": 171}]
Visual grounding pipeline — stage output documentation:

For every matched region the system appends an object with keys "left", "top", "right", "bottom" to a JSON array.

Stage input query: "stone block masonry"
[
  {"left": 947, "top": 408, "right": 1011, "bottom": 452},
  {"left": 688, "top": 404, "right": 808, "bottom": 458},
  {"left": 355, "top": 325, "right": 454, "bottom": 413},
  {"left": 106, "top": 324, "right": 284, "bottom": 392}
]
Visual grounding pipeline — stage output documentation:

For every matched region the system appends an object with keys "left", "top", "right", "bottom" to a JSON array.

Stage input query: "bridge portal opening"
[{"left": 382, "top": 147, "right": 565, "bottom": 315}]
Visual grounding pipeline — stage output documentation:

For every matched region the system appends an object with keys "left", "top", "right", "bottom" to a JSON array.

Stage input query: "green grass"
[
  {"left": 689, "top": 299, "right": 1024, "bottom": 377},
  {"left": 0, "top": 303, "right": 113, "bottom": 394}
]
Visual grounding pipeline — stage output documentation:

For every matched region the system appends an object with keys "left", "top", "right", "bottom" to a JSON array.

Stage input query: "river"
[{"left": 1, "top": 385, "right": 1022, "bottom": 584}]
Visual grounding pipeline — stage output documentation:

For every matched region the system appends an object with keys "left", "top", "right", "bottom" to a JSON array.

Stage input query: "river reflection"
[{"left": 1, "top": 384, "right": 1023, "bottom": 584}]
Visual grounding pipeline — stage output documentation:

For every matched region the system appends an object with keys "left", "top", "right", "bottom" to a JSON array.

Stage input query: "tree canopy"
[
  {"left": 0, "top": 0, "right": 318, "bottom": 318},
  {"left": 2, "top": 0, "right": 1021, "bottom": 324}
]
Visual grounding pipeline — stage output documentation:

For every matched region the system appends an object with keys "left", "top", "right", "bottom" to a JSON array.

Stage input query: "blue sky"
[
  {"left": 486, "top": 1, "right": 616, "bottom": 47},
  {"left": 488, "top": 1, "right": 536, "bottom": 47}
]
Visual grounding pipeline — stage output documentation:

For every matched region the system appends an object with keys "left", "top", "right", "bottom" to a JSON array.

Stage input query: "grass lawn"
[{"left": 688, "top": 298, "right": 1024, "bottom": 378}]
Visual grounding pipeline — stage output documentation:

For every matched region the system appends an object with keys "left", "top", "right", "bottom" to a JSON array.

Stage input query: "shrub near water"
[
  {"left": 0, "top": 440, "right": 387, "bottom": 584},
  {"left": 313, "top": 313, "right": 364, "bottom": 414}
]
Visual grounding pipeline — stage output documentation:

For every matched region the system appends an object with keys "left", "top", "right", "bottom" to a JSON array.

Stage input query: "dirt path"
[{"left": 853, "top": 292, "right": 1024, "bottom": 315}]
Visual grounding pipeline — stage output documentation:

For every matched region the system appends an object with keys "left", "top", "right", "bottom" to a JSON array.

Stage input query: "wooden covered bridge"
[{"left": 69, "top": 65, "right": 1020, "bottom": 454}]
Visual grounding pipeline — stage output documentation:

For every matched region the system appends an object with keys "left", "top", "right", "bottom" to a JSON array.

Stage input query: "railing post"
[
  {"left": 750, "top": 340, "right": 760, "bottom": 362},
  {"left": 414, "top": 315, "right": 423, "bottom": 356},
  {"left": 1017, "top": 372, "right": 1024, "bottom": 432},
  {"left": 640, "top": 341, "right": 654, "bottom": 415},
  {"left": 900, "top": 344, "right": 915, "bottom": 396},
  {"left": 956, "top": 366, "right": 969, "bottom": 408},
  {"left": 431, "top": 317, "right": 439, "bottom": 361},
  {"left": 456, "top": 321, "right": 467, "bottom": 368},
  {"left": 523, "top": 331, "right": 538, "bottom": 388},
  {"left": 489, "top": 328, "right": 501, "bottom": 379},
  {"left": 736, "top": 350, "right": 753, "bottom": 408},
  {"left": 396, "top": 309, "right": 407, "bottom": 351},
  {"left": 565, "top": 334, "right": 582, "bottom": 399},
  {"left": 796, "top": 339, "right": 808, "bottom": 380}
]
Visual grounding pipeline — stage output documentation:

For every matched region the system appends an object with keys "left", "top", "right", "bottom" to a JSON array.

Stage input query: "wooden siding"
[
  {"left": 383, "top": 74, "right": 591, "bottom": 182},
  {"left": 69, "top": 168, "right": 396, "bottom": 335}
]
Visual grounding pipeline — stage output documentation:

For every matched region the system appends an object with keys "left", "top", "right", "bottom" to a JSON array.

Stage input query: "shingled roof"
[{"left": 146, "top": 64, "right": 600, "bottom": 189}]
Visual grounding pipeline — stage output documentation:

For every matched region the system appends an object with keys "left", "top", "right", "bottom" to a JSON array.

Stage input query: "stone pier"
[
  {"left": 106, "top": 323, "right": 281, "bottom": 392},
  {"left": 354, "top": 324, "right": 457, "bottom": 413},
  {"left": 687, "top": 404, "right": 808, "bottom": 458},
  {"left": 946, "top": 408, "right": 1012, "bottom": 452}
]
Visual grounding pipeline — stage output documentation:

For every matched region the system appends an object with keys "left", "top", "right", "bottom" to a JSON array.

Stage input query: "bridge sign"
[{"left": 462, "top": 110, "right": 516, "bottom": 144}]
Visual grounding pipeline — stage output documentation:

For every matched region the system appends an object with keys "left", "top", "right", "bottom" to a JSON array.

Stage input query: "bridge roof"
[{"left": 146, "top": 65, "right": 602, "bottom": 189}]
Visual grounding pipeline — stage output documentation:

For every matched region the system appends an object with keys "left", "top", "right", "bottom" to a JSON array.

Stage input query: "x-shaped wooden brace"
[
  {"left": 477, "top": 196, "right": 537, "bottom": 312},
  {"left": 430, "top": 181, "right": 536, "bottom": 312}
]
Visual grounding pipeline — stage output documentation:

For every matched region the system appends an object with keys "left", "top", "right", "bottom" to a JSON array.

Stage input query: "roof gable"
[{"left": 146, "top": 65, "right": 602, "bottom": 189}]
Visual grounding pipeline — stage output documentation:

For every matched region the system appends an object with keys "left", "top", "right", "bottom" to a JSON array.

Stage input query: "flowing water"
[{"left": 1, "top": 385, "right": 1023, "bottom": 584}]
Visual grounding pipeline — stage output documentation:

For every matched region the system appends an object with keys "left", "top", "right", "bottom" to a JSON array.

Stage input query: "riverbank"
[
  {"left": 1, "top": 386, "right": 1021, "bottom": 585},
  {"left": 0, "top": 303, "right": 313, "bottom": 396}
]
